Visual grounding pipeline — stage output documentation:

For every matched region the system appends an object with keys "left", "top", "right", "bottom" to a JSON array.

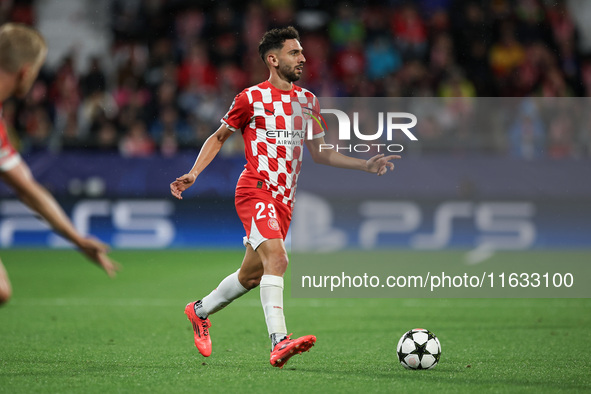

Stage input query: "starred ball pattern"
[{"left": 396, "top": 328, "right": 441, "bottom": 370}]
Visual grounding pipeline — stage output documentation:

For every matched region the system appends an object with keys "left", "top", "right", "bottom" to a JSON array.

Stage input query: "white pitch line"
[
  {"left": 9, "top": 297, "right": 582, "bottom": 309},
  {"left": 9, "top": 298, "right": 343, "bottom": 308}
]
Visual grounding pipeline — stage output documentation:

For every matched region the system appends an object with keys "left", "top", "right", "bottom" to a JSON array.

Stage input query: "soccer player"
[
  {"left": 0, "top": 23, "right": 120, "bottom": 305},
  {"left": 170, "top": 26, "right": 399, "bottom": 368}
]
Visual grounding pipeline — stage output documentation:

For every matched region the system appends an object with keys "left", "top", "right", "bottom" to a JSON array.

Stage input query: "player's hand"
[
  {"left": 170, "top": 173, "right": 197, "bottom": 200},
  {"left": 366, "top": 154, "right": 401, "bottom": 176},
  {"left": 77, "top": 237, "right": 120, "bottom": 278}
]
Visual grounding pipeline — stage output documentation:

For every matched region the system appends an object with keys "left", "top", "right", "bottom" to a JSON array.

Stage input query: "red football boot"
[
  {"left": 270, "top": 334, "right": 316, "bottom": 368},
  {"left": 184, "top": 301, "right": 212, "bottom": 357}
]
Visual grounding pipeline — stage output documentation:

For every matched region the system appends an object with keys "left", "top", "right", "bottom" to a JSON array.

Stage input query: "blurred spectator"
[
  {"left": 60, "top": 111, "right": 81, "bottom": 150},
  {"left": 242, "top": 2, "right": 268, "bottom": 84},
  {"left": 454, "top": 2, "right": 492, "bottom": 63},
  {"left": 119, "top": 120, "right": 155, "bottom": 157},
  {"left": 365, "top": 37, "right": 402, "bottom": 80},
  {"left": 21, "top": 106, "right": 55, "bottom": 152},
  {"left": 299, "top": 33, "right": 330, "bottom": 88},
  {"left": 423, "top": 2, "right": 449, "bottom": 37},
  {"left": 110, "top": 0, "right": 147, "bottom": 42},
  {"left": 94, "top": 122, "right": 119, "bottom": 152},
  {"left": 329, "top": 3, "right": 365, "bottom": 49},
  {"left": 149, "top": 105, "right": 192, "bottom": 145},
  {"left": 50, "top": 55, "right": 80, "bottom": 129},
  {"left": 546, "top": 1, "right": 577, "bottom": 48},
  {"left": 113, "top": 44, "right": 149, "bottom": 98},
  {"left": 160, "top": 127, "right": 179, "bottom": 157},
  {"left": 557, "top": 39, "right": 582, "bottom": 93},
  {"left": 174, "top": 7, "right": 206, "bottom": 55},
  {"left": 537, "top": 66, "right": 573, "bottom": 97},
  {"left": 547, "top": 112, "right": 575, "bottom": 159},
  {"left": 79, "top": 90, "right": 118, "bottom": 137},
  {"left": 514, "top": 42, "right": 553, "bottom": 96},
  {"left": 397, "top": 60, "right": 430, "bottom": 96},
  {"left": 243, "top": 2, "right": 267, "bottom": 51},
  {"left": 217, "top": 63, "right": 248, "bottom": 94},
  {"left": 177, "top": 41, "right": 218, "bottom": 93},
  {"left": 2, "top": 0, "right": 34, "bottom": 25},
  {"left": 80, "top": 57, "right": 107, "bottom": 96},
  {"left": 490, "top": 22, "right": 526, "bottom": 79},
  {"left": 203, "top": 5, "right": 241, "bottom": 65},
  {"left": 509, "top": 100, "right": 545, "bottom": 159},
  {"left": 438, "top": 68, "right": 476, "bottom": 98},
  {"left": 266, "top": 1, "right": 295, "bottom": 30},
  {"left": 332, "top": 40, "right": 365, "bottom": 81},
  {"left": 361, "top": 5, "right": 390, "bottom": 42},
  {"left": 144, "top": 38, "right": 176, "bottom": 89},
  {"left": 391, "top": 4, "right": 428, "bottom": 60},
  {"left": 489, "top": 0, "right": 513, "bottom": 21},
  {"left": 418, "top": 0, "right": 451, "bottom": 20},
  {"left": 514, "top": 0, "right": 552, "bottom": 45},
  {"left": 462, "top": 39, "right": 495, "bottom": 96},
  {"left": 429, "top": 33, "right": 455, "bottom": 85},
  {"left": 453, "top": 2, "right": 494, "bottom": 95}
]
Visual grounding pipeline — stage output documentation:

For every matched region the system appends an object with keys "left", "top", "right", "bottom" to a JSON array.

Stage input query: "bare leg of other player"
[{"left": 0, "top": 258, "right": 12, "bottom": 305}]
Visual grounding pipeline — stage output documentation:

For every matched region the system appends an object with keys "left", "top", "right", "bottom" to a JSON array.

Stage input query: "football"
[{"left": 396, "top": 328, "right": 441, "bottom": 370}]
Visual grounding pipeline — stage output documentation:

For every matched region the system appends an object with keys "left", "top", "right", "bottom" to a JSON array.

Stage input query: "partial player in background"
[
  {"left": 171, "top": 26, "right": 399, "bottom": 368},
  {"left": 0, "top": 23, "right": 120, "bottom": 305}
]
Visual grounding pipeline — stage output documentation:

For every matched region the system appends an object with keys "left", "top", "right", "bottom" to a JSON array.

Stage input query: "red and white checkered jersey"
[
  {"left": 0, "top": 105, "right": 22, "bottom": 172},
  {"left": 222, "top": 81, "right": 324, "bottom": 208}
]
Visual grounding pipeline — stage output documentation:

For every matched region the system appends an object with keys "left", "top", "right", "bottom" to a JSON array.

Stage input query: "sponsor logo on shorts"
[{"left": 268, "top": 218, "right": 280, "bottom": 231}]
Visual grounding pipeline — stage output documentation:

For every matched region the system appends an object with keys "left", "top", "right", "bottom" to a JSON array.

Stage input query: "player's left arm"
[{"left": 305, "top": 136, "right": 400, "bottom": 176}]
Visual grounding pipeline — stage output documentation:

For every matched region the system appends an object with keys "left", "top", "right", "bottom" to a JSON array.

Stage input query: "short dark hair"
[{"left": 258, "top": 26, "right": 300, "bottom": 63}]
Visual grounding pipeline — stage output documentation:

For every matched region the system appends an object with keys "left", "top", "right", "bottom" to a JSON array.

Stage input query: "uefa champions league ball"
[{"left": 396, "top": 328, "right": 441, "bottom": 370}]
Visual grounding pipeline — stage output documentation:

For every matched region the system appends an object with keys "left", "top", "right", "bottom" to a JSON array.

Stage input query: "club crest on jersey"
[{"left": 268, "top": 218, "right": 280, "bottom": 231}]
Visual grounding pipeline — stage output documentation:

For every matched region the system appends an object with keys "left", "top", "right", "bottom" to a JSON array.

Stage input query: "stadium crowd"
[{"left": 1, "top": 0, "right": 590, "bottom": 159}]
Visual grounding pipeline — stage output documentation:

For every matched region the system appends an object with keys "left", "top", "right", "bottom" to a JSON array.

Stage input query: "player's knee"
[{"left": 268, "top": 253, "right": 289, "bottom": 274}]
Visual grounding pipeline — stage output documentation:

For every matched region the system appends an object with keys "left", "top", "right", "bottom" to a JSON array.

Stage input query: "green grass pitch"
[{"left": 0, "top": 250, "right": 590, "bottom": 393}]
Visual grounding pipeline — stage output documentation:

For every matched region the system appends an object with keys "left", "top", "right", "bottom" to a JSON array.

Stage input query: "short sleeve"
[
  {"left": 0, "top": 119, "right": 22, "bottom": 172},
  {"left": 221, "top": 91, "right": 251, "bottom": 132},
  {"left": 311, "top": 95, "right": 325, "bottom": 139},
  {"left": 302, "top": 94, "right": 325, "bottom": 139}
]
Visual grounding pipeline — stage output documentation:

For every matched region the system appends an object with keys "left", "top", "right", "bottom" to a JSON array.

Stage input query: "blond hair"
[{"left": 0, "top": 23, "right": 47, "bottom": 73}]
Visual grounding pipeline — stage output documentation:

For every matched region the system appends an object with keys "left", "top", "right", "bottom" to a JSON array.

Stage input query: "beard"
[{"left": 279, "top": 63, "right": 301, "bottom": 82}]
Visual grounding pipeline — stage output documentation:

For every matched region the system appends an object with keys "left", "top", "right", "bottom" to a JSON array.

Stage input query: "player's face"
[
  {"left": 277, "top": 39, "right": 305, "bottom": 83},
  {"left": 14, "top": 53, "right": 46, "bottom": 98}
]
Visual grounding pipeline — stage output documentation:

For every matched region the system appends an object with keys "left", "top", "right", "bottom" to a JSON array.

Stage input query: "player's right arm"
[
  {"left": 170, "top": 124, "right": 234, "bottom": 200},
  {"left": 171, "top": 90, "right": 251, "bottom": 199},
  {"left": 0, "top": 161, "right": 120, "bottom": 277}
]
